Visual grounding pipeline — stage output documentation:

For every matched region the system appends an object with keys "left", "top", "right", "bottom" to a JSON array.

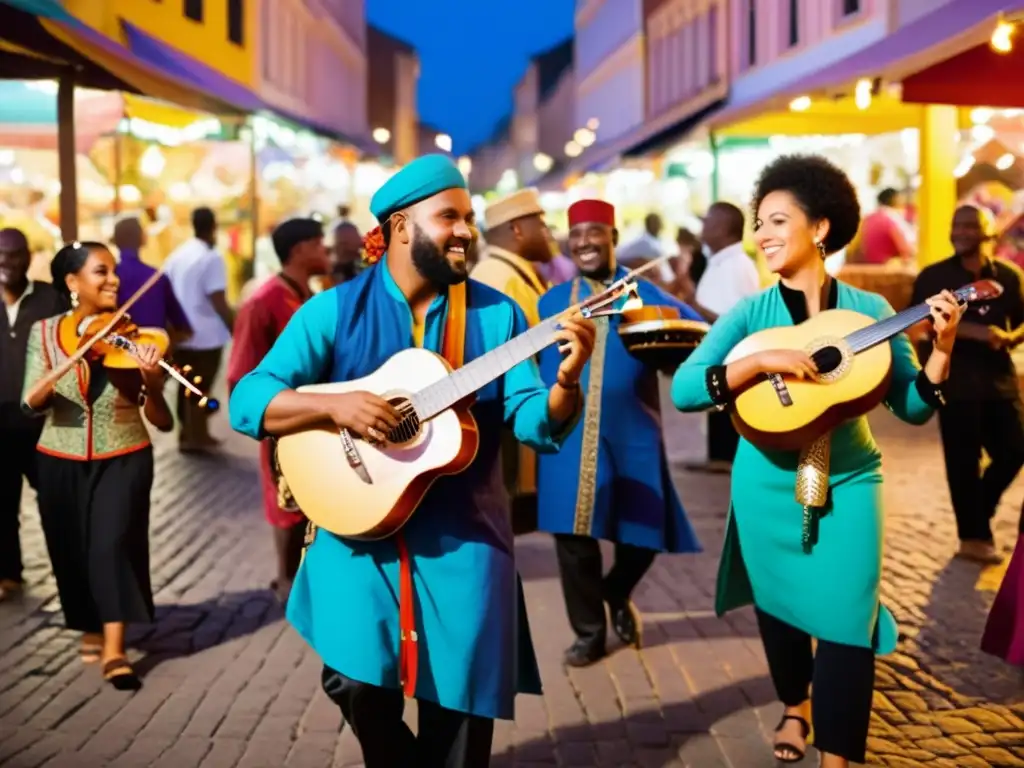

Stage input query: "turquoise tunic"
[
  {"left": 229, "top": 259, "right": 578, "bottom": 720},
  {"left": 535, "top": 270, "right": 702, "bottom": 553},
  {"left": 671, "top": 281, "right": 936, "bottom": 654}
]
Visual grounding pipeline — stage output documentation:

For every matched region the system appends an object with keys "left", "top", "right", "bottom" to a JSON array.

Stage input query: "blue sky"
[{"left": 366, "top": 0, "right": 575, "bottom": 154}]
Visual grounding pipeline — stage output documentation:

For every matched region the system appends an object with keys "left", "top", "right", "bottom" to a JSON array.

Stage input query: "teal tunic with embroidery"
[
  {"left": 671, "top": 280, "right": 941, "bottom": 653},
  {"left": 229, "top": 259, "right": 579, "bottom": 720}
]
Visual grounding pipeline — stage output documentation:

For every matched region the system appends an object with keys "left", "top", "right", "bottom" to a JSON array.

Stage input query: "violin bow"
[
  {"left": 62, "top": 268, "right": 166, "bottom": 367},
  {"left": 24, "top": 267, "right": 167, "bottom": 404}
]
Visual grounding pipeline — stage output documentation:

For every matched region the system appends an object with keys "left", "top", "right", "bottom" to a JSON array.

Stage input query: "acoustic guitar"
[
  {"left": 273, "top": 273, "right": 648, "bottom": 539},
  {"left": 724, "top": 280, "right": 1002, "bottom": 452}
]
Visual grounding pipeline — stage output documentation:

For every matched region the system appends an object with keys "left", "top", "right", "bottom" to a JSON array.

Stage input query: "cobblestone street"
[{"left": 0, "top": 386, "right": 1022, "bottom": 767}]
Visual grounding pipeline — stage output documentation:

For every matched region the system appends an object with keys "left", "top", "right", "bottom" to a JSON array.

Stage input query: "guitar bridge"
[
  {"left": 767, "top": 373, "right": 793, "bottom": 407},
  {"left": 340, "top": 428, "right": 373, "bottom": 484}
]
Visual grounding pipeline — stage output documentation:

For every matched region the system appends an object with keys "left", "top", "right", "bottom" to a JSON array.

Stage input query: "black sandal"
[
  {"left": 102, "top": 657, "right": 142, "bottom": 691},
  {"left": 773, "top": 713, "right": 810, "bottom": 763}
]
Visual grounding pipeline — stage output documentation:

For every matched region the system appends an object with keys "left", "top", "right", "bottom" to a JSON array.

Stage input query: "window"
[
  {"left": 842, "top": 0, "right": 860, "bottom": 14},
  {"left": 788, "top": 0, "right": 799, "bottom": 47},
  {"left": 228, "top": 0, "right": 243, "bottom": 45},
  {"left": 746, "top": 0, "right": 756, "bottom": 67},
  {"left": 184, "top": 0, "right": 202, "bottom": 22}
]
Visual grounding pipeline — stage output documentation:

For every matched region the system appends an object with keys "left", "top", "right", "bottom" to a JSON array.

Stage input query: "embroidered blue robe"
[
  {"left": 229, "top": 256, "right": 579, "bottom": 720},
  {"left": 535, "top": 268, "right": 703, "bottom": 554}
]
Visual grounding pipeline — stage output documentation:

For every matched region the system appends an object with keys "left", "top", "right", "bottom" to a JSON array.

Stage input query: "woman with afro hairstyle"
[{"left": 672, "top": 154, "right": 963, "bottom": 767}]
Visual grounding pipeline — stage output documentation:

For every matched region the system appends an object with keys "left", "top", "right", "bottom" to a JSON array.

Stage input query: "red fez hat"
[{"left": 567, "top": 199, "right": 615, "bottom": 228}]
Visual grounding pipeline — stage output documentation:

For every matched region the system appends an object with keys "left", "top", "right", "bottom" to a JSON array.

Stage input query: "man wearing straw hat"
[{"left": 473, "top": 189, "right": 559, "bottom": 532}]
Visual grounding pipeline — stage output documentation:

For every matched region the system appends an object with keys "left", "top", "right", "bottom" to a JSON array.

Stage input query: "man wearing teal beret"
[{"left": 229, "top": 154, "right": 598, "bottom": 766}]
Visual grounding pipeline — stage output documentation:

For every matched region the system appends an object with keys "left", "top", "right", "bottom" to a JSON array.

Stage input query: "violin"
[{"left": 72, "top": 312, "right": 219, "bottom": 411}]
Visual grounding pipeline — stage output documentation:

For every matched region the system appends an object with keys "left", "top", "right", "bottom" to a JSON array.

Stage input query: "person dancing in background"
[
  {"left": 672, "top": 155, "right": 962, "bottom": 767},
  {"left": 227, "top": 218, "right": 330, "bottom": 603},
  {"left": 22, "top": 242, "right": 172, "bottom": 690},
  {"left": 536, "top": 199, "right": 703, "bottom": 668}
]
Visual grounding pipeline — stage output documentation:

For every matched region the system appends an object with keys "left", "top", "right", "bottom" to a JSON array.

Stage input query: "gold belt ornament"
[{"left": 795, "top": 433, "right": 831, "bottom": 553}]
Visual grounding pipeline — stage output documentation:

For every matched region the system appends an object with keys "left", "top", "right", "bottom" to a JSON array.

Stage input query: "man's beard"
[{"left": 411, "top": 228, "right": 469, "bottom": 286}]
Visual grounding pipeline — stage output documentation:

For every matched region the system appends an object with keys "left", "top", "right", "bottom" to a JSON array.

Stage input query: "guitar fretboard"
[
  {"left": 844, "top": 285, "right": 972, "bottom": 353},
  {"left": 411, "top": 316, "right": 560, "bottom": 420}
]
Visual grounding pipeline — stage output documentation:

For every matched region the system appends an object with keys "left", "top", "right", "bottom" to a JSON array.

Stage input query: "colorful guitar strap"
[{"left": 396, "top": 278, "right": 467, "bottom": 698}]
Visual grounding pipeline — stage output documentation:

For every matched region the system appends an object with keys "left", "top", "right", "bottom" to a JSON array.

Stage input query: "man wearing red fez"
[{"left": 535, "top": 199, "right": 705, "bottom": 667}]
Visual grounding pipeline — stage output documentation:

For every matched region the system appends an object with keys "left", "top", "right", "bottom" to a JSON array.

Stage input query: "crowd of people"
[{"left": 0, "top": 150, "right": 1022, "bottom": 767}]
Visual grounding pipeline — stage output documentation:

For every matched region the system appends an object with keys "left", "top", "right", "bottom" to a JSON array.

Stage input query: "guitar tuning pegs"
[
  {"left": 182, "top": 364, "right": 193, "bottom": 374},
  {"left": 193, "top": 375, "right": 203, "bottom": 385}
]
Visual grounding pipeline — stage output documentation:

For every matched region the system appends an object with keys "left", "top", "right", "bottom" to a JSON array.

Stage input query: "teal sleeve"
[
  {"left": 503, "top": 303, "right": 580, "bottom": 452},
  {"left": 877, "top": 297, "right": 936, "bottom": 426},
  {"left": 229, "top": 290, "right": 339, "bottom": 439},
  {"left": 671, "top": 298, "right": 751, "bottom": 412}
]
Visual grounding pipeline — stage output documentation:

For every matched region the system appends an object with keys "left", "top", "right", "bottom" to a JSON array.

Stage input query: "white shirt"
[
  {"left": 695, "top": 242, "right": 760, "bottom": 317},
  {"left": 4, "top": 280, "right": 35, "bottom": 327},
  {"left": 163, "top": 238, "right": 230, "bottom": 350}
]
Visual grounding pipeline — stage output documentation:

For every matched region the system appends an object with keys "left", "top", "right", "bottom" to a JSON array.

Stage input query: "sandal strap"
[
  {"left": 102, "top": 658, "right": 133, "bottom": 676},
  {"left": 776, "top": 713, "right": 811, "bottom": 738}
]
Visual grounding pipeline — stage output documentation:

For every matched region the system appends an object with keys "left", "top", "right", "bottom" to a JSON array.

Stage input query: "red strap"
[
  {"left": 395, "top": 281, "right": 466, "bottom": 698},
  {"left": 395, "top": 533, "right": 417, "bottom": 697}
]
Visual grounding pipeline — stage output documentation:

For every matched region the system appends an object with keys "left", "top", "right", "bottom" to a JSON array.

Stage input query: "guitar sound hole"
[
  {"left": 385, "top": 396, "right": 421, "bottom": 445},
  {"left": 811, "top": 346, "right": 843, "bottom": 375}
]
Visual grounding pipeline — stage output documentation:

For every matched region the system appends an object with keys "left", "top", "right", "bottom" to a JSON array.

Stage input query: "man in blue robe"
[
  {"left": 536, "top": 198, "right": 703, "bottom": 667},
  {"left": 229, "top": 154, "right": 596, "bottom": 767}
]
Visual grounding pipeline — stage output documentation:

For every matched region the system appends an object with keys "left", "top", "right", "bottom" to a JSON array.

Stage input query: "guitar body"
[
  {"left": 274, "top": 347, "right": 479, "bottom": 540},
  {"left": 724, "top": 309, "right": 893, "bottom": 452}
]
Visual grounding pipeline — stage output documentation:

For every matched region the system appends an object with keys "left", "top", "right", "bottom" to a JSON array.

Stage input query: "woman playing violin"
[{"left": 21, "top": 241, "right": 171, "bottom": 691}]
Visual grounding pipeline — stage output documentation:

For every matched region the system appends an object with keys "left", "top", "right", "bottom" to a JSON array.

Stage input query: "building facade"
[
  {"left": 574, "top": 0, "right": 645, "bottom": 152},
  {"left": 366, "top": 25, "right": 419, "bottom": 166},
  {"left": 63, "top": 0, "right": 256, "bottom": 87},
  {"left": 256, "top": 0, "right": 368, "bottom": 140},
  {"left": 511, "top": 38, "right": 575, "bottom": 186}
]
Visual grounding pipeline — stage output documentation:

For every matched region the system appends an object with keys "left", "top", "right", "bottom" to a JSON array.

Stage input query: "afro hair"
[{"left": 751, "top": 154, "right": 861, "bottom": 255}]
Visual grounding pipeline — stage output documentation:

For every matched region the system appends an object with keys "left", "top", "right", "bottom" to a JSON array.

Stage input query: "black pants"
[
  {"left": 36, "top": 449, "right": 155, "bottom": 632},
  {"left": 756, "top": 608, "right": 874, "bottom": 764},
  {"left": 173, "top": 347, "right": 222, "bottom": 445},
  {"left": 707, "top": 408, "right": 739, "bottom": 464},
  {"left": 554, "top": 534, "right": 656, "bottom": 645},
  {"left": 938, "top": 398, "right": 1024, "bottom": 542},
  {"left": 321, "top": 666, "right": 494, "bottom": 767},
  {"left": 0, "top": 420, "right": 41, "bottom": 583}
]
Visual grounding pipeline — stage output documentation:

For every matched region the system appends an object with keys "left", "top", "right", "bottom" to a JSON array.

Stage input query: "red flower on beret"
[{"left": 363, "top": 226, "right": 386, "bottom": 265}]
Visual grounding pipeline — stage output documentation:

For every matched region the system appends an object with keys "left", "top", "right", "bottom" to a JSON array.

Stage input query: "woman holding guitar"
[
  {"left": 21, "top": 242, "right": 173, "bottom": 691},
  {"left": 672, "top": 155, "right": 963, "bottom": 768}
]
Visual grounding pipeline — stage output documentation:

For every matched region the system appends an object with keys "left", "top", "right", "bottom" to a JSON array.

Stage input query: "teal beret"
[{"left": 370, "top": 154, "right": 468, "bottom": 223}]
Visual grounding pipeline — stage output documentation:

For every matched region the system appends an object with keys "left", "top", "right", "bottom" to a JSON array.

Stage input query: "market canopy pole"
[{"left": 57, "top": 71, "right": 78, "bottom": 243}]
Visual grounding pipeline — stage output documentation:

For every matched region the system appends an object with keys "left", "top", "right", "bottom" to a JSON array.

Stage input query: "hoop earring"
[{"left": 70, "top": 291, "right": 79, "bottom": 309}]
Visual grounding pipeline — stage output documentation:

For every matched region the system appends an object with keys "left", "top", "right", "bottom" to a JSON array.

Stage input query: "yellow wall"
[{"left": 63, "top": 0, "right": 256, "bottom": 86}]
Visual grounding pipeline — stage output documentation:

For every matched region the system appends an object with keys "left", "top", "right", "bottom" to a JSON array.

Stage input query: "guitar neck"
[
  {"left": 411, "top": 317, "right": 561, "bottom": 420},
  {"left": 845, "top": 303, "right": 932, "bottom": 353}
]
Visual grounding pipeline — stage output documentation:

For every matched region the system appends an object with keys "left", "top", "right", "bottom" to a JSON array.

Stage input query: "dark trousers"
[
  {"left": 173, "top": 347, "right": 222, "bottom": 445},
  {"left": 554, "top": 534, "right": 656, "bottom": 645},
  {"left": 756, "top": 608, "right": 874, "bottom": 764},
  {"left": 938, "top": 398, "right": 1024, "bottom": 542},
  {"left": 0, "top": 420, "right": 41, "bottom": 583},
  {"left": 36, "top": 449, "right": 155, "bottom": 631},
  {"left": 321, "top": 666, "right": 494, "bottom": 768},
  {"left": 707, "top": 408, "right": 739, "bottom": 463}
]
